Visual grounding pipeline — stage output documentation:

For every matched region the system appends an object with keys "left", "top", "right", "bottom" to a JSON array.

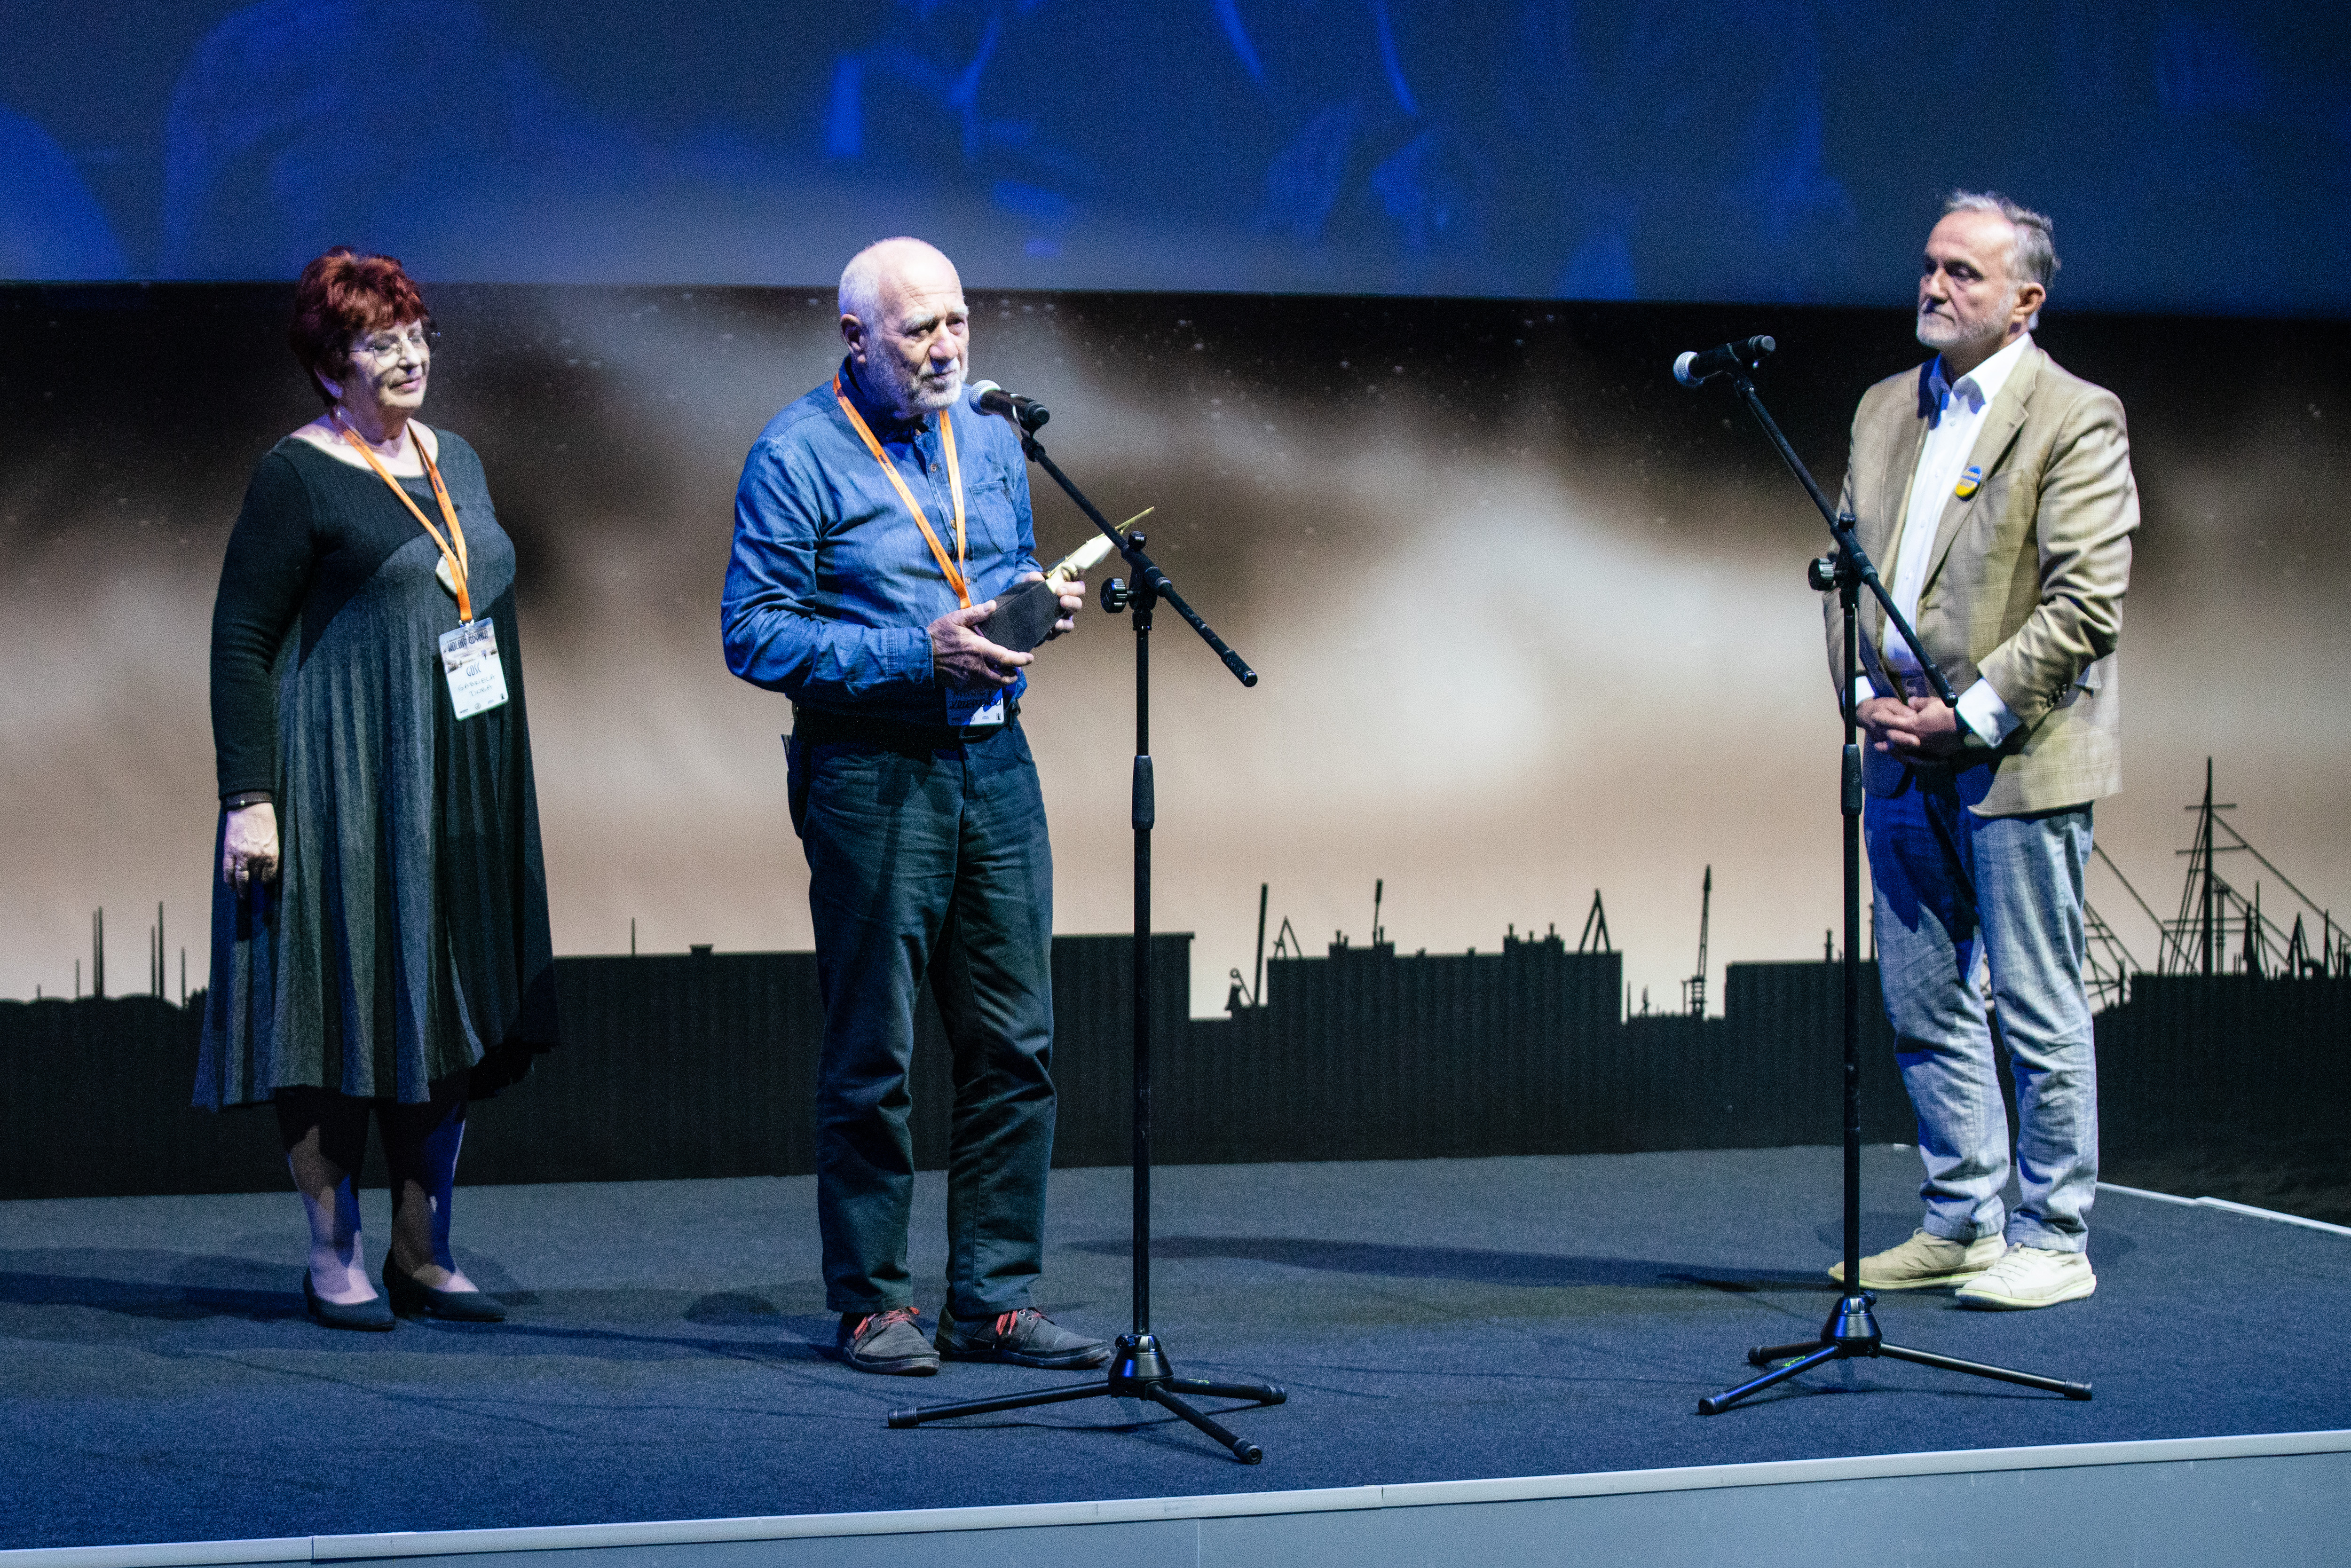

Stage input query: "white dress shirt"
[{"left": 1869, "top": 333, "right": 2031, "bottom": 745}]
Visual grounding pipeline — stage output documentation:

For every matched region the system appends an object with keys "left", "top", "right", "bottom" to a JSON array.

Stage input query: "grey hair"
[
  {"left": 837, "top": 244, "right": 885, "bottom": 328},
  {"left": 1943, "top": 190, "right": 2058, "bottom": 328}
]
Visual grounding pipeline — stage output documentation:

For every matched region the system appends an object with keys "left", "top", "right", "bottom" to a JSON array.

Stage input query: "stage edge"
[
  {"left": 7, "top": 1429, "right": 2348, "bottom": 1568},
  {"left": 2098, "top": 1180, "right": 2351, "bottom": 1237}
]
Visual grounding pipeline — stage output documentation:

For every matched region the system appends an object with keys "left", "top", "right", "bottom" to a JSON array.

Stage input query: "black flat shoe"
[
  {"left": 383, "top": 1263, "right": 507, "bottom": 1322},
  {"left": 303, "top": 1272, "right": 395, "bottom": 1332}
]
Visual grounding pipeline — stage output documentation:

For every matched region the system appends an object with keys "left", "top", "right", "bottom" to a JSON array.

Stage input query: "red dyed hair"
[{"left": 288, "top": 247, "right": 430, "bottom": 407}]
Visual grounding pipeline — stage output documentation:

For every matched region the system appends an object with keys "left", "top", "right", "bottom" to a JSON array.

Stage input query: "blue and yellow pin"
[{"left": 1954, "top": 465, "right": 1983, "bottom": 500}]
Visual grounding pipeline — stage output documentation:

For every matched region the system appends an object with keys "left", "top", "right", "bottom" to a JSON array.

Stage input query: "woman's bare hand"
[{"left": 223, "top": 802, "right": 280, "bottom": 890}]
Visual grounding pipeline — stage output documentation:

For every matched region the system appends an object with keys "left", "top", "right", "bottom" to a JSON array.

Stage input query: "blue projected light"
[{"left": 1, "top": 0, "right": 2345, "bottom": 314}]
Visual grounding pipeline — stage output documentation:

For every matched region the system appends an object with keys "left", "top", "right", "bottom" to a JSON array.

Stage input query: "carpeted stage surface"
[{"left": 4, "top": 1148, "right": 2347, "bottom": 1550}]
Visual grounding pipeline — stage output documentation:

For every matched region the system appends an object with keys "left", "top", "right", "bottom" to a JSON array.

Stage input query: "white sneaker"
[
  {"left": 1955, "top": 1245, "right": 2096, "bottom": 1309},
  {"left": 1828, "top": 1229, "right": 2006, "bottom": 1290}
]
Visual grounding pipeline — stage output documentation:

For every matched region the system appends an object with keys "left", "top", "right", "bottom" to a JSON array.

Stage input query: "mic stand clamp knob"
[{"left": 1101, "top": 578, "right": 1130, "bottom": 613}]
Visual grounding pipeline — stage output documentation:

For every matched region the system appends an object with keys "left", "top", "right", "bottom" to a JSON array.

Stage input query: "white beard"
[
  {"left": 1916, "top": 287, "right": 2016, "bottom": 358},
  {"left": 909, "top": 370, "right": 963, "bottom": 412},
  {"left": 872, "top": 353, "right": 964, "bottom": 418}
]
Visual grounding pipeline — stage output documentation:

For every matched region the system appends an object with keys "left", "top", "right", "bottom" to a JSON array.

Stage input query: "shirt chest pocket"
[{"left": 962, "top": 472, "right": 1024, "bottom": 562}]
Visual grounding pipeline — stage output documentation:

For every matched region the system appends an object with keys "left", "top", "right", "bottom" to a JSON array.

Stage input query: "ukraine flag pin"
[{"left": 1954, "top": 465, "right": 1983, "bottom": 500}]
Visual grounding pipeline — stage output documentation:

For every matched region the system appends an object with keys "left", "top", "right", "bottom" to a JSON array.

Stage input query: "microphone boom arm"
[
  {"left": 1724, "top": 370, "right": 1956, "bottom": 709},
  {"left": 1019, "top": 430, "right": 1258, "bottom": 688}
]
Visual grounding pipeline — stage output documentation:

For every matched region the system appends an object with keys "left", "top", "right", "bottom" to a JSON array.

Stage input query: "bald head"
[
  {"left": 839, "top": 238, "right": 970, "bottom": 420},
  {"left": 839, "top": 238, "right": 953, "bottom": 324}
]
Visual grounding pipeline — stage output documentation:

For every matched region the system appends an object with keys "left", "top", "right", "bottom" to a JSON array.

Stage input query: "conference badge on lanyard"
[
  {"left": 945, "top": 688, "right": 1006, "bottom": 729},
  {"left": 438, "top": 619, "right": 510, "bottom": 720},
  {"left": 337, "top": 417, "right": 509, "bottom": 720}
]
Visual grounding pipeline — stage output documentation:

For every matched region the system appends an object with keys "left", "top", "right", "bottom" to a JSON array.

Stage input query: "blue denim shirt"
[{"left": 722, "top": 359, "right": 1041, "bottom": 726}]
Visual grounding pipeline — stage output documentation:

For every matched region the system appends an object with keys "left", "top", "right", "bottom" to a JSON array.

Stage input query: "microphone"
[
  {"left": 968, "top": 379, "right": 1050, "bottom": 431},
  {"left": 1672, "top": 336, "right": 1776, "bottom": 387}
]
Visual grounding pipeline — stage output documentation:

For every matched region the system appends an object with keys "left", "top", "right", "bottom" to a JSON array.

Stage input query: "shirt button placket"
[{"left": 916, "top": 431, "right": 946, "bottom": 530}]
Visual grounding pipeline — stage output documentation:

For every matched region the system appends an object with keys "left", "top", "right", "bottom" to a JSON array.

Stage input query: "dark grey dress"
[{"left": 197, "top": 432, "right": 556, "bottom": 1109}]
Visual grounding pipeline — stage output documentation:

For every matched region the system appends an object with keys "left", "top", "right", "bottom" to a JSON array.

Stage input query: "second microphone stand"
[
  {"left": 1693, "top": 361, "right": 2091, "bottom": 1415},
  {"left": 888, "top": 416, "right": 1285, "bottom": 1462}
]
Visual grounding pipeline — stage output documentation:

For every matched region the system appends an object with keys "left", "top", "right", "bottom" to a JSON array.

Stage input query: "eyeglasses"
[{"left": 349, "top": 326, "right": 434, "bottom": 362}]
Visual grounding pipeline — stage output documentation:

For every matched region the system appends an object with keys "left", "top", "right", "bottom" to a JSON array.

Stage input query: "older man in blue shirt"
[{"left": 723, "top": 237, "right": 1104, "bottom": 1377}]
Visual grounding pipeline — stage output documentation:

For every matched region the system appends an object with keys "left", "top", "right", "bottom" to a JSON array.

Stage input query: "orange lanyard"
[
  {"left": 336, "top": 415, "right": 473, "bottom": 622},
  {"left": 834, "top": 373, "right": 969, "bottom": 608}
]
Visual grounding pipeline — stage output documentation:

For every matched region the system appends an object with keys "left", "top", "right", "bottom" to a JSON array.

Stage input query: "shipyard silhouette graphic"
[{"left": 8, "top": 765, "right": 2342, "bottom": 1213}]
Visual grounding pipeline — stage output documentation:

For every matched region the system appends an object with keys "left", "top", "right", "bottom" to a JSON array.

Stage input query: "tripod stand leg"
[
  {"left": 1698, "top": 1342, "right": 1844, "bottom": 1416},
  {"left": 1163, "top": 1376, "right": 1286, "bottom": 1405},
  {"left": 1747, "top": 1338, "right": 1830, "bottom": 1368},
  {"left": 1876, "top": 1342, "right": 2092, "bottom": 1400},
  {"left": 887, "top": 1376, "right": 1110, "bottom": 1429},
  {"left": 1144, "top": 1382, "right": 1264, "bottom": 1463}
]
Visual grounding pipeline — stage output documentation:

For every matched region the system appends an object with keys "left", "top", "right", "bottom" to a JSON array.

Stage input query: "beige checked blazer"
[{"left": 1822, "top": 341, "right": 2139, "bottom": 818}]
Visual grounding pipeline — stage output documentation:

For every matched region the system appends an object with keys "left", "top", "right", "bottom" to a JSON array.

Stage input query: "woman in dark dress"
[{"left": 200, "top": 248, "right": 556, "bottom": 1330}]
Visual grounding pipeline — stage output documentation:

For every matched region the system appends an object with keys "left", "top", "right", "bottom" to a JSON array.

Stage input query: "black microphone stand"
[
  {"left": 1690, "top": 362, "right": 2091, "bottom": 1415},
  {"left": 888, "top": 414, "right": 1285, "bottom": 1462}
]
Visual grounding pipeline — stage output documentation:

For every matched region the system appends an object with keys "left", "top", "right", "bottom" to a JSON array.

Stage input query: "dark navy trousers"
[{"left": 787, "top": 717, "right": 1057, "bottom": 1319}]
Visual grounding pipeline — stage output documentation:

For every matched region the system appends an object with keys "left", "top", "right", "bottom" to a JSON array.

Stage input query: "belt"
[{"left": 791, "top": 702, "right": 1019, "bottom": 749}]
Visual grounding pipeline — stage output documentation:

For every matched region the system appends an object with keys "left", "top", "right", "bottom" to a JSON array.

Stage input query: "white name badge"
[
  {"left": 438, "top": 618, "right": 511, "bottom": 720},
  {"left": 945, "top": 689, "right": 1007, "bottom": 730}
]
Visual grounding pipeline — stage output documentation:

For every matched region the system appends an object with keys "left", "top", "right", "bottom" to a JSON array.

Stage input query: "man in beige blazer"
[{"left": 1821, "top": 192, "right": 2138, "bottom": 1309}]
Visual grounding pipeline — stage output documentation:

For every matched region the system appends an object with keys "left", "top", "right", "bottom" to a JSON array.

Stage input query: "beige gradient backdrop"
[{"left": 3, "top": 291, "right": 2345, "bottom": 1016}]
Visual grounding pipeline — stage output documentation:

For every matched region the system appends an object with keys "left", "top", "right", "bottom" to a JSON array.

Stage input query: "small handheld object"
[
  {"left": 1045, "top": 527, "right": 1121, "bottom": 582},
  {"left": 980, "top": 514, "right": 1139, "bottom": 652}
]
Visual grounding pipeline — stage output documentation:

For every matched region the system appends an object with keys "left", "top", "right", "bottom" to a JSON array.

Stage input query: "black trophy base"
[
  {"left": 1697, "top": 1292, "right": 2093, "bottom": 1415},
  {"left": 888, "top": 1333, "right": 1286, "bottom": 1464}
]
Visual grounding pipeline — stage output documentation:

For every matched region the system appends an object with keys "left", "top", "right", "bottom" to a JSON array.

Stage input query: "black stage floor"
[{"left": 4, "top": 1147, "right": 2347, "bottom": 1550}]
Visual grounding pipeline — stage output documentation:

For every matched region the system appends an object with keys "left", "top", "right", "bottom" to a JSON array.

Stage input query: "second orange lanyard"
[
  {"left": 834, "top": 373, "right": 970, "bottom": 607},
  {"left": 336, "top": 415, "right": 475, "bottom": 622}
]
